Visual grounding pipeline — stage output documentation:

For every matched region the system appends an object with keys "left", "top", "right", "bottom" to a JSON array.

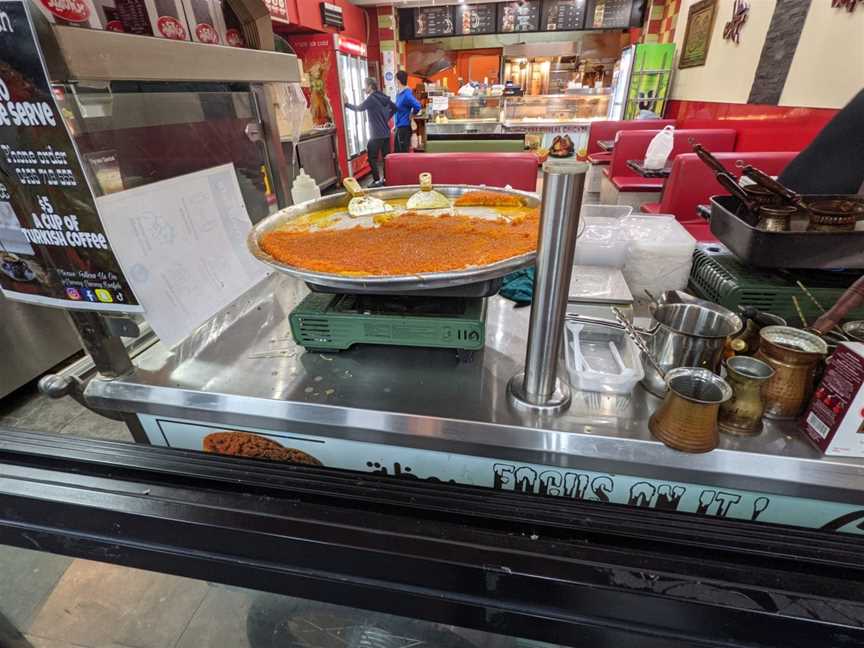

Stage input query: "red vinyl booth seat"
[
  {"left": 385, "top": 153, "right": 538, "bottom": 193},
  {"left": 604, "top": 128, "right": 737, "bottom": 192},
  {"left": 586, "top": 119, "right": 676, "bottom": 156},
  {"left": 641, "top": 151, "right": 798, "bottom": 221},
  {"left": 587, "top": 152, "right": 613, "bottom": 164}
]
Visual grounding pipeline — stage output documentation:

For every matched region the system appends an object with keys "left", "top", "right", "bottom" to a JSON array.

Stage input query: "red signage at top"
[
  {"left": 335, "top": 35, "right": 366, "bottom": 57},
  {"left": 39, "top": 0, "right": 90, "bottom": 22}
]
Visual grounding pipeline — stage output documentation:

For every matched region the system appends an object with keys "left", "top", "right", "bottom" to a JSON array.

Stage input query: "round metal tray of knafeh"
[{"left": 247, "top": 184, "right": 541, "bottom": 293}]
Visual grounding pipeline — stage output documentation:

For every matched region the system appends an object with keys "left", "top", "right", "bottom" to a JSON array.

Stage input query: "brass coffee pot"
[
  {"left": 754, "top": 326, "right": 828, "bottom": 419},
  {"left": 718, "top": 356, "right": 775, "bottom": 436},
  {"left": 649, "top": 367, "right": 733, "bottom": 453}
]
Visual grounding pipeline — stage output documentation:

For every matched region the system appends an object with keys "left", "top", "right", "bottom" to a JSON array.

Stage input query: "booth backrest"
[
  {"left": 586, "top": 119, "right": 676, "bottom": 155},
  {"left": 607, "top": 129, "right": 737, "bottom": 179},
  {"left": 656, "top": 151, "right": 798, "bottom": 221},
  {"left": 385, "top": 153, "right": 538, "bottom": 192}
]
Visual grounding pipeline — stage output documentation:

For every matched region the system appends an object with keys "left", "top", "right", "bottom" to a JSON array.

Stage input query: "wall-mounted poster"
[
  {"left": 679, "top": 0, "right": 717, "bottom": 68},
  {"left": 542, "top": 0, "right": 587, "bottom": 31},
  {"left": 454, "top": 3, "right": 496, "bottom": 35},
  {"left": 414, "top": 5, "right": 454, "bottom": 37},
  {"left": 497, "top": 0, "right": 540, "bottom": 32}
]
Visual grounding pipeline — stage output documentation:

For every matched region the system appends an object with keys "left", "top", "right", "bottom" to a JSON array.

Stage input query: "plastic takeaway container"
[
  {"left": 621, "top": 215, "right": 696, "bottom": 301},
  {"left": 573, "top": 204, "right": 633, "bottom": 268},
  {"left": 564, "top": 318, "right": 644, "bottom": 394}
]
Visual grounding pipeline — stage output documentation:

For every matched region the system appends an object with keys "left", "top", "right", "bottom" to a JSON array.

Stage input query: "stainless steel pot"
[{"left": 641, "top": 302, "right": 743, "bottom": 397}]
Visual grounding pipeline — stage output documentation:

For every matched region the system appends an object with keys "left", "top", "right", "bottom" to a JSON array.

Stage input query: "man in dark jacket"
[{"left": 345, "top": 77, "right": 396, "bottom": 187}]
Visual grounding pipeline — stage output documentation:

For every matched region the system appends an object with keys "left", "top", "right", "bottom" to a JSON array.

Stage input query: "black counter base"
[{"left": 0, "top": 428, "right": 862, "bottom": 647}]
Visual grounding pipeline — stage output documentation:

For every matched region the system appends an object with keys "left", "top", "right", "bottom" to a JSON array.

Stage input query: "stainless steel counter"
[
  {"left": 84, "top": 274, "right": 864, "bottom": 505},
  {"left": 425, "top": 122, "right": 505, "bottom": 137}
]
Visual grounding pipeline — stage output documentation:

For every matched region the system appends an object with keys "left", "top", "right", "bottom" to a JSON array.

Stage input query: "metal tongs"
[
  {"left": 734, "top": 160, "right": 805, "bottom": 209},
  {"left": 343, "top": 177, "right": 394, "bottom": 218}
]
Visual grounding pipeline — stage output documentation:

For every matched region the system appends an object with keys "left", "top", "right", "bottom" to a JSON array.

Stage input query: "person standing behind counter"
[
  {"left": 394, "top": 70, "right": 421, "bottom": 153},
  {"left": 345, "top": 77, "right": 397, "bottom": 187}
]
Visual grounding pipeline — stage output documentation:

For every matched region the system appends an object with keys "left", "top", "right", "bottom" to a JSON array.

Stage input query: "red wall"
[
  {"left": 666, "top": 100, "right": 838, "bottom": 152},
  {"left": 277, "top": 0, "right": 369, "bottom": 42}
]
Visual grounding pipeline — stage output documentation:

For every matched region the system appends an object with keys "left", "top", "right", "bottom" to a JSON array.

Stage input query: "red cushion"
[
  {"left": 384, "top": 153, "right": 538, "bottom": 192},
  {"left": 587, "top": 152, "right": 612, "bottom": 164},
  {"left": 610, "top": 176, "right": 665, "bottom": 192},
  {"left": 641, "top": 202, "right": 661, "bottom": 213},
  {"left": 586, "top": 119, "right": 676, "bottom": 155},
  {"left": 657, "top": 151, "right": 798, "bottom": 222}
]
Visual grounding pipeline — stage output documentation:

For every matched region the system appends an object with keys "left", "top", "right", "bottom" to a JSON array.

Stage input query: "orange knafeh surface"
[{"left": 260, "top": 195, "right": 539, "bottom": 276}]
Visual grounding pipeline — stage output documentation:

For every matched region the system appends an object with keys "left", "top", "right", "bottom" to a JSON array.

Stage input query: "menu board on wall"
[
  {"left": 541, "top": 0, "right": 587, "bottom": 31},
  {"left": 0, "top": 0, "right": 141, "bottom": 312},
  {"left": 497, "top": 0, "right": 540, "bottom": 32},
  {"left": 586, "top": 0, "right": 635, "bottom": 29},
  {"left": 454, "top": 3, "right": 497, "bottom": 35},
  {"left": 414, "top": 6, "right": 454, "bottom": 37}
]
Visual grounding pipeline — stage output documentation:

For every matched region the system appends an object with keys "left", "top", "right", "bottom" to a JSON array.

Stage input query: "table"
[
  {"left": 83, "top": 274, "right": 864, "bottom": 534},
  {"left": 627, "top": 159, "right": 672, "bottom": 178},
  {"left": 597, "top": 139, "right": 615, "bottom": 151}
]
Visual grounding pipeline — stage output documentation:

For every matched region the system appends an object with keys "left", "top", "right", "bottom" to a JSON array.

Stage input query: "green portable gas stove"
[{"left": 289, "top": 291, "right": 488, "bottom": 358}]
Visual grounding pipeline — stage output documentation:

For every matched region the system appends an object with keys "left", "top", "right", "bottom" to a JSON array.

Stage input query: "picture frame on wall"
[{"left": 679, "top": 0, "right": 717, "bottom": 69}]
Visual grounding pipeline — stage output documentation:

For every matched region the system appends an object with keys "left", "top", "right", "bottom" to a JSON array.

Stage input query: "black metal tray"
[{"left": 709, "top": 195, "right": 864, "bottom": 269}]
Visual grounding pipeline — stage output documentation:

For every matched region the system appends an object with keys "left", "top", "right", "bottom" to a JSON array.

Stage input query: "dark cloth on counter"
[
  {"left": 778, "top": 89, "right": 864, "bottom": 195},
  {"left": 499, "top": 267, "right": 535, "bottom": 305},
  {"left": 395, "top": 125, "right": 412, "bottom": 153},
  {"left": 367, "top": 136, "right": 389, "bottom": 182},
  {"left": 345, "top": 91, "right": 396, "bottom": 140}
]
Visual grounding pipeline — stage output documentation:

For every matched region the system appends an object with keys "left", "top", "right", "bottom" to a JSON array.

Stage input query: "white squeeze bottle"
[{"left": 291, "top": 169, "right": 320, "bottom": 205}]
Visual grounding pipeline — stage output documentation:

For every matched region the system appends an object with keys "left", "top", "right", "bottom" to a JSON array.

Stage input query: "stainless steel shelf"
[
  {"left": 84, "top": 274, "right": 864, "bottom": 507},
  {"left": 46, "top": 25, "right": 301, "bottom": 83}
]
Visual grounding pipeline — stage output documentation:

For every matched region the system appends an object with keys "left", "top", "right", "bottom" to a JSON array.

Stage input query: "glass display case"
[
  {"left": 428, "top": 95, "right": 504, "bottom": 124},
  {"left": 502, "top": 92, "right": 611, "bottom": 127}
]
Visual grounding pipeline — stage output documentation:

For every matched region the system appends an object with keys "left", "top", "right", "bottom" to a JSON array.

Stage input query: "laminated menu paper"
[
  {"left": 0, "top": 0, "right": 142, "bottom": 311},
  {"left": 95, "top": 164, "right": 270, "bottom": 347}
]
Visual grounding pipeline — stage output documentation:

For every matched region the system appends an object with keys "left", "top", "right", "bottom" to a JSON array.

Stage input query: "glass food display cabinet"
[
  {"left": 425, "top": 95, "right": 524, "bottom": 152},
  {"left": 337, "top": 46, "right": 371, "bottom": 162},
  {"left": 502, "top": 92, "right": 611, "bottom": 154}
]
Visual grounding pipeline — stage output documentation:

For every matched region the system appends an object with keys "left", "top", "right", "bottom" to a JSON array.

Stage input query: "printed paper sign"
[
  {"left": 0, "top": 0, "right": 141, "bottom": 311},
  {"left": 96, "top": 164, "right": 269, "bottom": 347}
]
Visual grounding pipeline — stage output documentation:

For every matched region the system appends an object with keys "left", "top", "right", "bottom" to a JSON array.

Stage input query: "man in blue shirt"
[{"left": 394, "top": 70, "right": 421, "bottom": 153}]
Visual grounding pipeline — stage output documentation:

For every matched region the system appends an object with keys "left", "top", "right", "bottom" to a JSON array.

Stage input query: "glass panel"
[
  {"left": 0, "top": 543, "right": 560, "bottom": 648},
  {"left": 339, "top": 52, "right": 367, "bottom": 160},
  {"left": 54, "top": 85, "right": 275, "bottom": 224},
  {"left": 502, "top": 93, "right": 610, "bottom": 124},
  {"left": 437, "top": 96, "right": 503, "bottom": 122}
]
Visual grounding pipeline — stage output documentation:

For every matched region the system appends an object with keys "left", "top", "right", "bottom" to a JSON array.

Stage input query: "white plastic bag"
[{"left": 643, "top": 125, "right": 675, "bottom": 170}]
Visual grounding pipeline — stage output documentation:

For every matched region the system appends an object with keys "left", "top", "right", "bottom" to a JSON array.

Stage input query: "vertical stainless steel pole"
[{"left": 508, "top": 158, "right": 586, "bottom": 412}]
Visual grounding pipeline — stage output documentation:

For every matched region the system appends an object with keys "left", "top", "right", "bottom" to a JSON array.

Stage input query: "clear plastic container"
[
  {"left": 564, "top": 319, "right": 644, "bottom": 394},
  {"left": 621, "top": 215, "right": 695, "bottom": 300},
  {"left": 572, "top": 205, "right": 633, "bottom": 268}
]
